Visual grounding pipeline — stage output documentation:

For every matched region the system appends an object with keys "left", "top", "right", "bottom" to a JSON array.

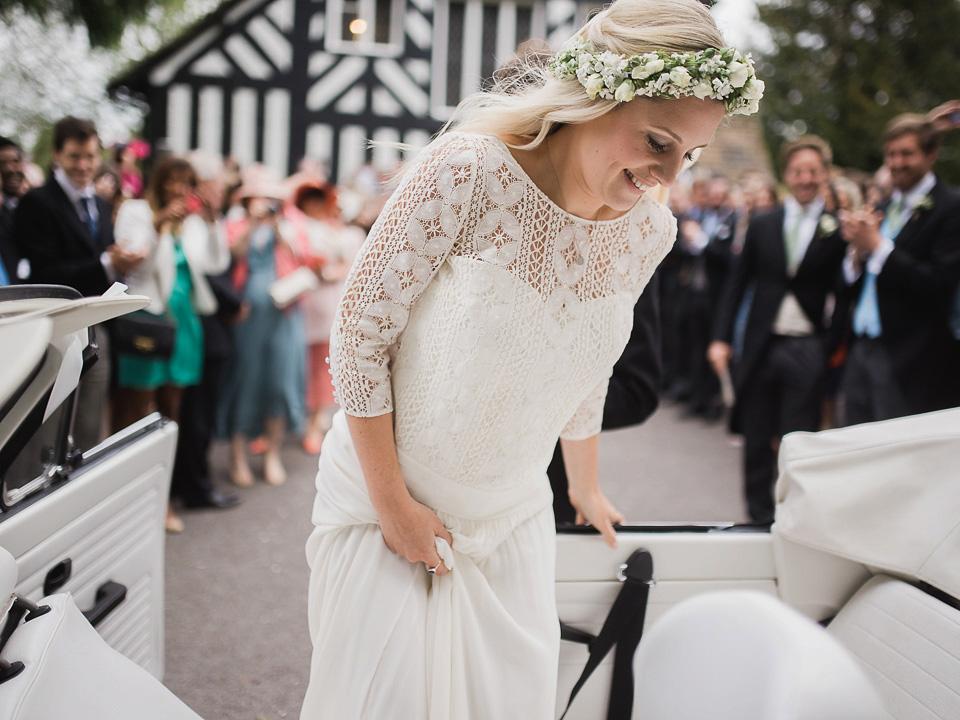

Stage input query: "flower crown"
[{"left": 549, "top": 38, "right": 764, "bottom": 116}]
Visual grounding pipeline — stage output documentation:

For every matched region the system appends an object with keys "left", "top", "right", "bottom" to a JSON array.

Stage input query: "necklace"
[{"left": 545, "top": 135, "right": 603, "bottom": 266}]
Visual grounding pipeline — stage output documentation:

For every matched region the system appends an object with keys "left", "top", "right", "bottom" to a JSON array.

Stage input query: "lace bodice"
[{"left": 330, "top": 132, "right": 676, "bottom": 487}]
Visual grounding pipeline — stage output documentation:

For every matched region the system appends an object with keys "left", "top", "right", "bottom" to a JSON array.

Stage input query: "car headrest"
[
  {"left": 0, "top": 317, "right": 52, "bottom": 408},
  {"left": 633, "top": 590, "right": 885, "bottom": 720},
  {"left": 775, "top": 407, "right": 960, "bottom": 599}
]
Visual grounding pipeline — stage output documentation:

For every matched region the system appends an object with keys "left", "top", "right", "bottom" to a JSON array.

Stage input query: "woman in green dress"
[{"left": 113, "top": 156, "right": 230, "bottom": 531}]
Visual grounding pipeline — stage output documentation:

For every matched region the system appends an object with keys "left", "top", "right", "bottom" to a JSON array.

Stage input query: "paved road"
[{"left": 163, "top": 403, "right": 746, "bottom": 720}]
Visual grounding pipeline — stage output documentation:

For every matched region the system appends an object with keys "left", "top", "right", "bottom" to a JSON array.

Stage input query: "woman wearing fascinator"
[{"left": 300, "top": 0, "right": 763, "bottom": 717}]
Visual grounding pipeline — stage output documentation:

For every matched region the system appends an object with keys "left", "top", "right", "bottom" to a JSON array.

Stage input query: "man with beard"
[{"left": 840, "top": 114, "right": 960, "bottom": 424}]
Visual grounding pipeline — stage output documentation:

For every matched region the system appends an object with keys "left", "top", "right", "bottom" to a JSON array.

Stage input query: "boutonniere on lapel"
[
  {"left": 817, "top": 214, "right": 839, "bottom": 235},
  {"left": 911, "top": 194, "right": 935, "bottom": 221}
]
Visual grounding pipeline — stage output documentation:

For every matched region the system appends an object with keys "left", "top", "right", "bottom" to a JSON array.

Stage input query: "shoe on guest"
[
  {"left": 264, "top": 455, "right": 287, "bottom": 486},
  {"left": 182, "top": 488, "right": 242, "bottom": 510},
  {"left": 165, "top": 509, "right": 185, "bottom": 533},
  {"left": 230, "top": 465, "right": 254, "bottom": 488},
  {"left": 303, "top": 436, "right": 323, "bottom": 455}
]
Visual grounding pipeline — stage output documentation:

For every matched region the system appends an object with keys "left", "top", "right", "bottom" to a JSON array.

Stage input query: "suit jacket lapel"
[
  {"left": 892, "top": 180, "right": 939, "bottom": 247},
  {"left": 47, "top": 178, "right": 100, "bottom": 253},
  {"left": 795, "top": 212, "right": 832, "bottom": 276},
  {"left": 768, "top": 208, "right": 787, "bottom": 273}
]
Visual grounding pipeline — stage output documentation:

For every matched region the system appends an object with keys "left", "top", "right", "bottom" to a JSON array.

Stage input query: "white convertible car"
[{"left": 0, "top": 284, "right": 958, "bottom": 719}]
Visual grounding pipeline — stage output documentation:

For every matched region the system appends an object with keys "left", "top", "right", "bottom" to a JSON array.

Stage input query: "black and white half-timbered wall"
[{"left": 113, "top": 0, "right": 602, "bottom": 182}]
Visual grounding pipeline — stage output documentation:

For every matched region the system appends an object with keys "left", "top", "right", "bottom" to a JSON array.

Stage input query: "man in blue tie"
[
  {"left": 840, "top": 114, "right": 960, "bottom": 425},
  {"left": 13, "top": 117, "right": 146, "bottom": 449}
]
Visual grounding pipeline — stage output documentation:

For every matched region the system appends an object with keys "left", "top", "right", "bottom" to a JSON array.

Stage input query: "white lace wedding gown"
[{"left": 300, "top": 132, "right": 675, "bottom": 719}]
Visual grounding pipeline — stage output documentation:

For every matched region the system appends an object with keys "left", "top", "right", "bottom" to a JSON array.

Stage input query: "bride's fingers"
[
  {"left": 597, "top": 516, "right": 619, "bottom": 549},
  {"left": 425, "top": 556, "right": 449, "bottom": 577}
]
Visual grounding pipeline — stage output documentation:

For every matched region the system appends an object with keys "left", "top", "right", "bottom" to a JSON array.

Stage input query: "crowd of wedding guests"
[
  {"left": 0, "top": 116, "right": 384, "bottom": 532},
  {"left": 662, "top": 102, "right": 960, "bottom": 522},
  {"left": 2, "top": 104, "right": 959, "bottom": 531}
]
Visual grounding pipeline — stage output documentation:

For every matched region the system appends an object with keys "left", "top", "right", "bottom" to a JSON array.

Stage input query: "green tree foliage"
[
  {"left": 0, "top": 0, "right": 192, "bottom": 46},
  {"left": 755, "top": 0, "right": 960, "bottom": 181}
]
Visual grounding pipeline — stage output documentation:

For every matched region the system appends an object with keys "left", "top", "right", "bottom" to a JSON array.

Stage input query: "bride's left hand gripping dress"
[{"left": 300, "top": 132, "right": 677, "bottom": 720}]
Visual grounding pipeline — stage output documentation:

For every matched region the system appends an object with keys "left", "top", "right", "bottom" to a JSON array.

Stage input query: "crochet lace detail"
[{"left": 330, "top": 132, "right": 676, "bottom": 486}]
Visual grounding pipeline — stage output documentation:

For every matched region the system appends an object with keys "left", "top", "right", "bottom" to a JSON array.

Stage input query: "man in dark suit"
[
  {"left": 171, "top": 271, "right": 242, "bottom": 510},
  {"left": 548, "top": 275, "right": 662, "bottom": 523},
  {"left": 676, "top": 177, "right": 737, "bottom": 419},
  {"left": 709, "top": 136, "right": 845, "bottom": 523},
  {"left": 840, "top": 114, "right": 960, "bottom": 424},
  {"left": 0, "top": 136, "right": 28, "bottom": 284},
  {"left": 13, "top": 117, "right": 145, "bottom": 449}
]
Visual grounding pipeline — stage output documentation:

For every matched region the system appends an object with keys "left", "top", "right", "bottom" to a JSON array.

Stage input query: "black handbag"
[{"left": 112, "top": 310, "right": 177, "bottom": 359}]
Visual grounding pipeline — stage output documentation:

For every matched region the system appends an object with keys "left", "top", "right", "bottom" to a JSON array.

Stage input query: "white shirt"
[
  {"left": 773, "top": 195, "right": 825, "bottom": 336},
  {"left": 843, "top": 171, "right": 936, "bottom": 283}
]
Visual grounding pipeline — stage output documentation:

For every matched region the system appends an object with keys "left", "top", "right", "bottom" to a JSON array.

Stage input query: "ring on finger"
[{"left": 426, "top": 561, "right": 442, "bottom": 575}]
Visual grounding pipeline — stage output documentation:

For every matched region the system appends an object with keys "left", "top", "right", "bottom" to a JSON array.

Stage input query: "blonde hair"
[{"left": 448, "top": 0, "right": 727, "bottom": 149}]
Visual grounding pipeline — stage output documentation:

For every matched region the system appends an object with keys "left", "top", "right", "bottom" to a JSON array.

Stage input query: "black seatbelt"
[{"left": 559, "top": 548, "right": 654, "bottom": 720}]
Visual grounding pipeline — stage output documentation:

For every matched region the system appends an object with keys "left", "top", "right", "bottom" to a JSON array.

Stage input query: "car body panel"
[{"left": 0, "top": 415, "right": 176, "bottom": 678}]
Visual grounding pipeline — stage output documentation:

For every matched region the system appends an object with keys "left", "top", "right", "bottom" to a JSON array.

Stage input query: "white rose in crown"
[
  {"left": 614, "top": 81, "right": 636, "bottom": 102},
  {"left": 818, "top": 214, "right": 839, "bottom": 235},
  {"left": 692, "top": 80, "right": 714, "bottom": 100},
  {"left": 584, "top": 74, "right": 605, "bottom": 99},
  {"left": 631, "top": 57, "right": 665, "bottom": 80},
  {"left": 669, "top": 66, "right": 693, "bottom": 88},
  {"left": 727, "top": 61, "right": 750, "bottom": 88},
  {"left": 741, "top": 78, "right": 764, "bottom": 101}
]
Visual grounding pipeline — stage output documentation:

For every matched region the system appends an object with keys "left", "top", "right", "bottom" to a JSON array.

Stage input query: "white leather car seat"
[
  {"left": 0, "top": 547, "right": 202, "bottom": 720},
  {"left": 632, "top": 589, "right": 886, "bottom": 720},
  {"left": 828, "top": 575, "right": 960, "bottom": 720}
]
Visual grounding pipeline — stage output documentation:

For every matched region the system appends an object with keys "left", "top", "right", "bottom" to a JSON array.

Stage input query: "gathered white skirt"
[{"left": 299, "top": 411, "right": 559, "bottom": 720}]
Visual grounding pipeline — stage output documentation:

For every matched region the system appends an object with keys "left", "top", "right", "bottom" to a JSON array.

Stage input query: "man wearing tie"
[
  {"left": 840, "top": 114, "right": 960, "bottom": 425},
  {"left": 13, "top": 116, "right": 145, "bottom": 448},
  {"left": 709, "top": 136, "right": 845, "bottom": 523}
]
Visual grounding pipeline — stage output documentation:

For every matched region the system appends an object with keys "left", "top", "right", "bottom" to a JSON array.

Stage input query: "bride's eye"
[
  {"left": 647, "top": 135, "right": 667, "bottom": 154},
  {"left": 682, "top": 148, "right": 703, "bottom": 171}
]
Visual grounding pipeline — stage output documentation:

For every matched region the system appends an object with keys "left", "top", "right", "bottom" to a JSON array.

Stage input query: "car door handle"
[{"left": 81, "top": 581, "right": 127, "bottom": 628}]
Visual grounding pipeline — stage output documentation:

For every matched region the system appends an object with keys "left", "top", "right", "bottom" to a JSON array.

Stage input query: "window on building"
[
  {"left": 440, "top": 0, "right": 539, "bottom": 109},
  {"left": 327, "top": 0, "right": 403, "bottom": 56}
]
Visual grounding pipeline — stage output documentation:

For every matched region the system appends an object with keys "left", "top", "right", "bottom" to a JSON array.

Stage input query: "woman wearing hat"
[{"left": 217, "top": 176, "right": 312, "bottom": 488}]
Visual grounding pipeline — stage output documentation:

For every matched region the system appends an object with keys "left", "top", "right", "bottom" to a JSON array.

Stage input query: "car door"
[
  {"left": 0, "top": 285, "right": 174, "bottom": 679},
  {"left": 556, "top": 523, "right": 776, "bottom": 719}
]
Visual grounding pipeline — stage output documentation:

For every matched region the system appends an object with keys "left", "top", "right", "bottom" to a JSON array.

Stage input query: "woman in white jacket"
[{"left": 113, "top": 156, "right": 230, "bottom": 531}]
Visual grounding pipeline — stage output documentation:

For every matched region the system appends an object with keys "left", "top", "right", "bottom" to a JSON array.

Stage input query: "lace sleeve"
[
  {"left": 560, "top": 377, "right": 610, "bottom": 440},
  {"left": 330, "top": 134, "right": 481, "bottom": 416}
]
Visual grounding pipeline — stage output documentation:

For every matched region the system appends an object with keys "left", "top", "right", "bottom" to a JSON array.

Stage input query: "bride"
[{"left": 300, "top": 0, "right": 763, "bottom": 717}]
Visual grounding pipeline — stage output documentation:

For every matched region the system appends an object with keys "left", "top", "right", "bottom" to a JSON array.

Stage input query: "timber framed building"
[{"left": 112, "top": 0, "right": 602, "bottom": 182}]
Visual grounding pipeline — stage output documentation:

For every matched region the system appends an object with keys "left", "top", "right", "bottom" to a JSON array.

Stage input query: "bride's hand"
[
  {"left": 378, "top": 496, "right": 454, "bottom": 576},
  {"left": 569, "top": 486, "right": 624, "bottom": 549}
]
